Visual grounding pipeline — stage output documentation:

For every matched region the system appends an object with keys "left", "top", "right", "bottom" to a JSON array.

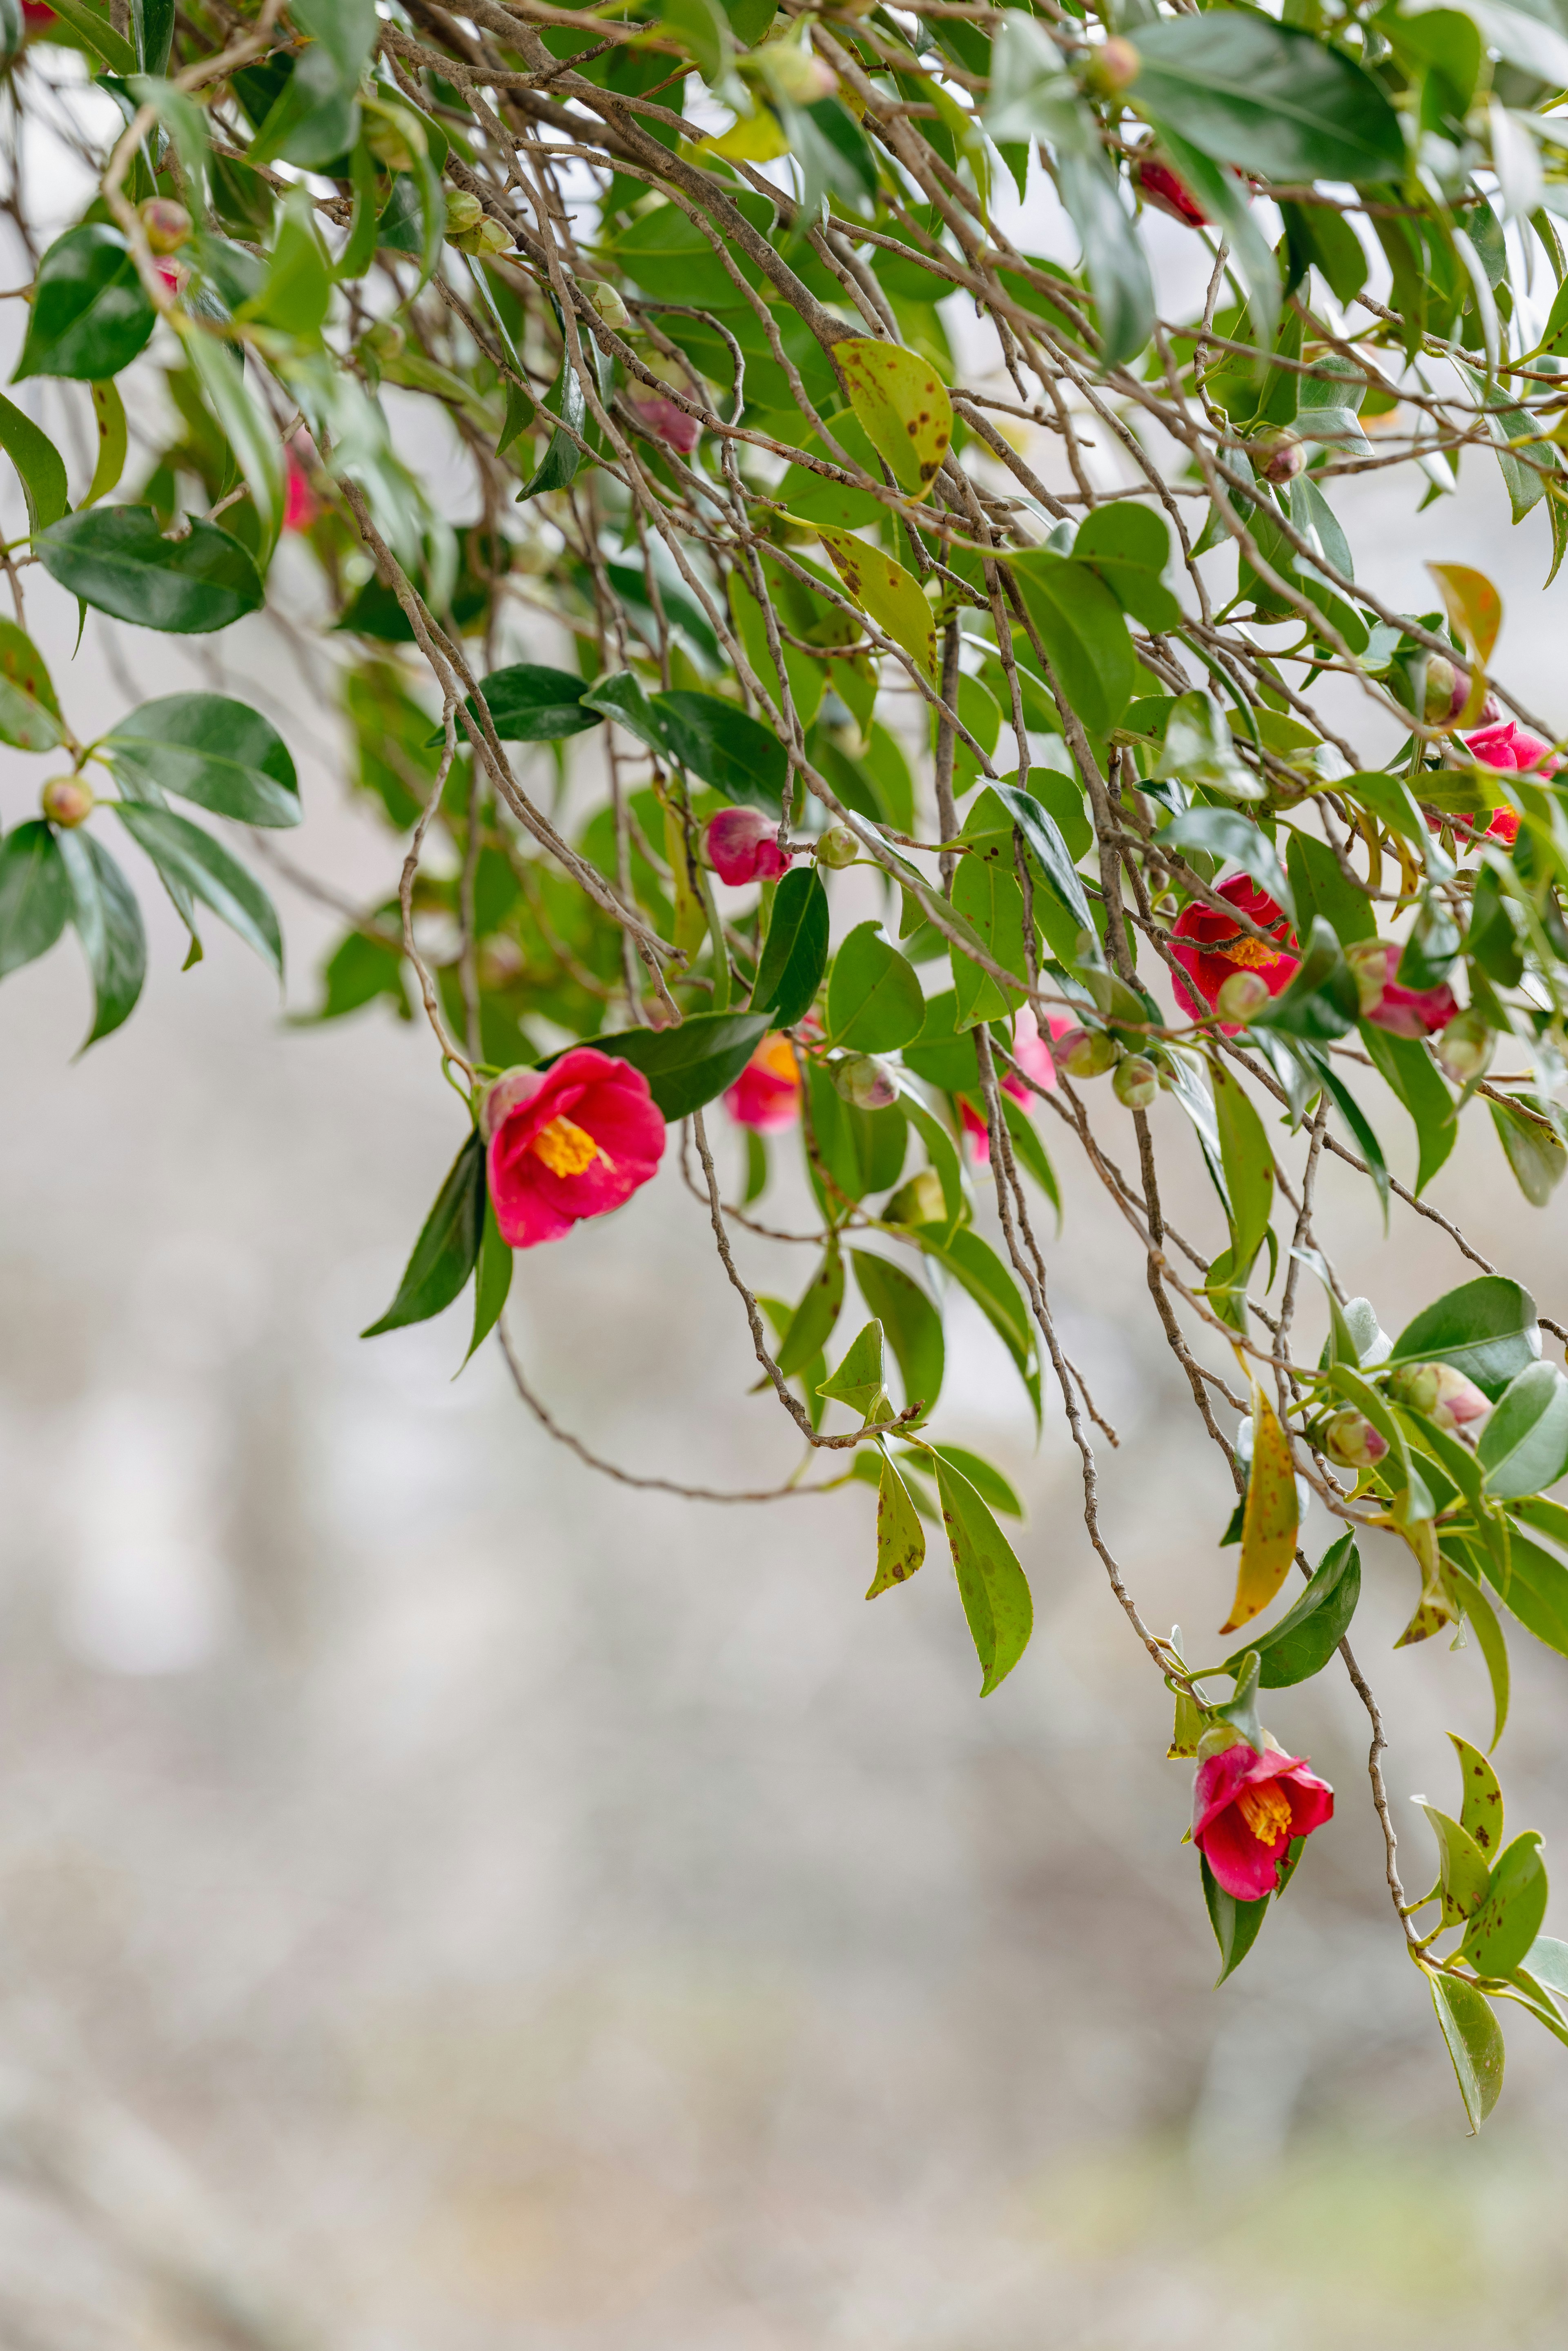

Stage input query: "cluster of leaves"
[{"left": 8, "top": 0, "right": 1568, "bottom": 2129}]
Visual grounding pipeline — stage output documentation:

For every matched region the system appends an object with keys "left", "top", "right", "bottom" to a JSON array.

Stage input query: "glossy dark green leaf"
[
  {"left": 133, "top": 0, "right": 174, "bottom": 73},
  {"left": 827, "top": 920, "right": 925, "bottom": 1052},
  {"left": 1479, "top": 1362, "right": 1568, "bottom": 1498},
  {"left": 1072, "top": 501, "right": 1181, "bottom": 631},
  {"left": 652, "top": 690, "right": 788, "bottom": 812},
  {"left": 38, "top": 509, "right": 265, "bottom": 634},
  {"left": 461, "top": 1193, "right": 514, "bottom": 1368},
  {"left": 105, "top": 693, "right": 302, "bottom": 827},
  {"left": 1461, "top": 1832, "right": 1550, "bottom": 1980},
  {"left": 461, "top": 663, "right": 601, "bottom": 744},
  {"left": 1008, "top": 550, "right": 1134, "bottom": 738},
  {"left": 930, "top": 1449, "right": 1032, "bottom": 1694},
  {"left": 1491, "top": 1094, "right": 1568, "bottom": 1208},
  {"left": 362, "top": 1129, "right": 485, "bottom": 1337},
  {"left": 1249, "top": 917, "right": 1358, "bottom": 1041},
  {"left": 580, "top": 666, "right": 666, "bottom": 755},
  {"left": 1361, "top": 1022, "right": 1456, "bottom": 1196},
  {"left": 1478, "top": 1527, "right": 1568, "bottom": 1659},
  {"left": 1223, "top": 1531, "right": 1359, "bottom": 1688},
  {"left": 1131, "top": 15, "right": 1405, "bottom": 185},
  {"left": 113, "top": 802, "right": 282, "bottom": 972},
  {"left": 1390, "top": 1277, "right": 1540, "bottom": 1400},
  {"left": 1430, "top": 1972, "right": 1504, "bottom": 2132},
  {"left": 0, "top": 818, "right": 69, "bottom": 978},
  {"left": 987, "top": 779, "right": 1092, "bottom": 929},
  {"left": 44, "top": 0, "right": 136, "bottom": 70},
  {"left": 0, "top": 390, "right": 69, "bottom": 535},
  {"left": 518, "top": 346, "right": 587, "bottom": 500},
  {"left": 13, "top": 223, "right": 155, "bottom": 381},
  {"left": 55, "top": 827, "right": 146, "bottom": 1045},
  {"left": 777, "top": 1241, "right": 844, "bottom": 1377},
  {"left": 751, "top": 866, "right": 829, "bottom": 1027},
  {"left": 1202, "top": 1856, "right": 1271, "bottom": 1984},
  {"left": 573, "top": 1008, "right": 770, "bottom": 1119},
  {"left": 0, "top": 617, "right": 64, "bottom": 751},
  {"left": 852, "top": 1248, "right": 944, "bottom": 1414}
]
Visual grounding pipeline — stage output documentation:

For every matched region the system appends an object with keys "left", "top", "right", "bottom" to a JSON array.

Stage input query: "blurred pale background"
[{"left": 5, "top": 67, "right": 1568, "bottom": 2351}]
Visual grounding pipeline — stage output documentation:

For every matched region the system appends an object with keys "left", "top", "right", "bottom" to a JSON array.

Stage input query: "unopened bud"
[
  {"left": 361, "top": 318, "right": 405, "bottom": 361},
  {"left": 1113, "top": 1054, "right": 1158, "bottom": 1109},
  {"left": 1421, "top": 653, "right": 1473, "bottom": 728},
  {"left": 1345, "top": 938, "right": 1392, "bottom": 1017},
  {"left": 444, "top": 191, "right": 484, "bottom": 236},
  {"left": 1215, "top": 968, "right": 1271, "bottom": 1023},
  {"left": 1083, "top": 34, "right": 1140, "bottom": 97},
  {"left": 464, "top": 216, "right": 513, "bottom": 256},
  {"left": 588, "top": 283, "right": 631, "bottom": 332},
  {"left": 755, "top": 36, "right": 836, "bottom": 103},
  {"left": 366, "top": 115, "right": 417, "bottom": 174},
  {"left": 41, "top": 775, "right": 93, "bottom": 827},
  {"left": 1250, "top": 427, "right": 1304, "bottom": 486},
  {"left": 883, "top": 1168, "right": 945, "bottom": 1227},
  {"left": 1325, "top": 1408, "right": 1388, "bottom": 1468},
  {"left": 833, "top": 1052, "right": 898, "bottom": 1110},
  {"left": 1053, "top": 1025, "right": 1118, "bottom": 1079},
  {"left": 1436, "top": 1009, "right": 1493, "bottom": 1085},
  {"left": 1388, "top": 1360, "right": 1491, "bottom": 1435},
  {"left": 139, "top": 197, "right": 191, "bottom": 255},
  {"left": 815, "top": 825, "right": 859, "bottom": 869}
]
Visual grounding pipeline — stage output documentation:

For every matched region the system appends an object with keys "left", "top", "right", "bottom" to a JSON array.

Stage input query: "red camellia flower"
[
  {"left": 1193, "top": 1733, "right": 1334, "bottom": 1901},
  {"left": 1347, "top": 940, "right": 1456, "bottom": 1038},
  {"left": 725, "top": 1032, "right": 802, "bottom": 1130},
  {"left": 705, "top": 807, "right": 791, "bottom": 885},
  {"left": 484, "top": 1049, "right": 665, "bottom": 1248},
  {"left": 1135, "top": 156, "right": 1209, "bottom": 228},
  {"left": 1170, "top": 875, "right": 1298, "bottom": 1029}
]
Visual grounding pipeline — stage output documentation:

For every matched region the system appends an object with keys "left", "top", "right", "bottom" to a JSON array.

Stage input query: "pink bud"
[
  {"left": 1388, "top": 1361, "right": 1491, "bottom": 1437},
  {"left": 628, "top": 389, "right": 702, "bottom": 456},
  {"left": 1251, "top": 428, "right": 1304, "bottom": 486},
  {"left": 1325, "top": 1409, "right": 1388, "bottom": 1468},
  {"left": 705, "top": 807, "right": 792, "bottom": 886},
  {"left": 1052, "top": 1026, "right": 1118, "bottom": 1079},
  {"left": 41, "top": 776, "right": 93, "bottom": 827},
  {"left": 833, "top": 1054, "right": 898, "bottom": 1110},
  {"left": 1215, "top": 968, "right": 1271, "bottom": 1023},
  {"left": 140, "top": 197, "right": 191, "bottom": 255}
]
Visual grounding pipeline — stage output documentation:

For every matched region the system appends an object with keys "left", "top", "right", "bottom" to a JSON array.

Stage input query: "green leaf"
[
  {"left": 751, "top": 867, "right": 828, "bottom": 1028},
  {"left": 0, "top": 390, "right": 69, "bottom": 535},
  {"left": 466, "top": 662, "right": 602, "bottom": 744},
  {"left": 778, "top": 409, "right": 885, "bottom": 532},
  {"left": 1058, "top": 145, "right": 1156, "bottom": 369},
  {"left": 1521, "top": 1935, "right": 1568, "bottom": 2001},
  {"left": 653, "top": 690, "right": 788, "bottom": 812},
  {"left": 986, "top": 779, "right": 1091, "bottom": 930},
  {"left": 1361, "top": 1022, "right": 1456, "bottom": 1197},
  {"left": 868, "top": 1453, "right": 926, "bottom": 1597},
  {"left": 1155, "top": 127, "right": 1280, "bottom": 346},
  {"left": 912, "top": 1222, "right": 1039, "bottom": 1424},
  {"left": 1430, "top": 1973, "right": 1505, "bottom": 2132},
  {"left": 290, "top": 0, "right": 378, "bottom": 99},
  {"left": 113, "top": 802, "right": 282, "bottom": 972},
  {"left": 84, "top": 377, "right": 128, "bottom": 508},
  {"left": 1072, "top": 501, "right": 1181, "bottom": 631},
  {"left": 1491, "top": 1093, "right": 1568, "bottom": 1207},
  {"left": 827, "top": 920, "right": 925, "bottom": 1052},
  {"left": 579, "top": 666, "right": 664, "bottom": 753},
  {"left": 836, "top": 337, "right": 951, "bottom": 500},
  {"left": 132, "top": 0, "right": 174, "bottom": 74},
  {"left": 569, "top": 1008, "right": 770, "bottom": 1120},
  {"left": 1479, "top": 1362, "right": 1568, "bottom": 1498},
  {"left": 816, "top": 526, "right": 936, "bottom": 682},
  {"left": 38, "top": 508, "right": 265, "bottom": 634},
  {"left": 1201, "top": 1855, "right": 1271, "bottom": 1984},
  {"left": 951, "top": 841, "right": 1025, "bottom": 1030},
  {"left": 1007, "top": 550, "right": 1134, "bottom": 739},
  {"left": 55, "top": 827, "right": 146, "bottom": 1045},
  {"left": 0, "top": 818, "right": 69, "bottom": 978},
  {"left": 1210, "top": 1061, "right": 1274, "bottom": 1292},
  {"left": 817, "top": 1318, "right": 887, "bottom": 1417},
  {"left": 1167, "top": 808, "right": 1293, "bottom": 924},
  {"left": 1461, "top": 1831, "right": 1550, "bottom": 1978},
  {"left": 1451, "top": 1734, "right": 1505, "bottom": 1860},
  {"left": 1419, "top": 1803, "right": 1492, "bottom": 1929},
  {"left": 42, "top": 0, "right": 136, "bottom": 70},
  {"left": 930, "top": 1449, "right": 1032, "bottom": 1694},
  {"left": 1222, "top": 1384, "right": 1299, "bottom": 1635},
  {"left": 1154, "top": 688, "right": 1263, "bottom": 803},
  {"left": 517, "top": 341, "right": 587, "bottom": 501},
  {"left": 362, "top": 1130, "right": 485, "bottom": 1338},
  {"left": 777, "top": 1241, "right": 844, "bottom": 1377},
  {"left": 923, "top": 1444, "right": 1021, "bottom": 1519},
  {"left": 852, "top": 1249, "right": 943, "bottom": 1413},
  {"left": 104, "top": 693, "right": 302, "bottom": 828},
  {"left": 1390, "top": 1277, "right": 1540, "bottom": 1400},
  {"left": 461, "top": 1193, "right": 514, "bottom": 1368},
  {"left": 13, "top": 223, "right": 155, "bottom": 382},
  {"left": 1477, "top": 1526, "right": 1568, "bottom": 1659},
  {"left": 1130, "top": 15, "right": 1405, "bottom": 185},
  {"left": 0, "top": 617, "right": 64, "bottom": 751},
  {"left": 1223, "top": 1531, "right": 1359, "bottom": 1688},
  {"left": 1249, "top": 916, "right": 1359, "bottom": 1042}
]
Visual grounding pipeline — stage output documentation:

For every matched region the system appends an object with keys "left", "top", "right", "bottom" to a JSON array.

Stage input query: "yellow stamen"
[
  {"left": 1223, "top": 936, "right": 1284, "bottom": 970},
  {"left": 756, "top": 1034, "right": 801, "bottom": 1084},
  {"left": 1236, "top": 1781, "right": 1294, "bottom": 1845},
  {"left": 530, "top": 1114, "right": 606, "bottom": 1179}
]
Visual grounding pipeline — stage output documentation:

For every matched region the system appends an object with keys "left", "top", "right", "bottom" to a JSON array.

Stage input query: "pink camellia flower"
[
  {"left": 483, "top": 1049, "right": 665, "bottom": 1248},
  {"left": 283, "top": 452, "right": 320, "bottom": 533},
  {"left": 1170, "top": 876, "right": 1298, "bottom": 1031},
  {"left": 705, "top": 806, "right": 791, "bottom": 885},
  {"left": 1344, "top": 939, "right": 1456, "bottom": 1038},
  {"left": 958, "top": 1007, "right": 1074, "bottom": 1162},
  {"left": 1447, "top": 718, "right": 1566, "bottom": 848},
  {"left": 725, "top": 1032, "right": 802, "bottom": 1130},
  {"left": 1193, "top": 1731, "right": 1334, "bottom": 1901},
  {"left": 628, "top": 386, "right": 702, "bottom": 456},
  {"left": 1135, "top": 156, "right": 1210, "bottom": 228}
]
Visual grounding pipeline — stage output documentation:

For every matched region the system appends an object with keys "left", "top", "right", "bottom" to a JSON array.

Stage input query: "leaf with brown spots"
[
  {"left": 868, "top": 1451, "right": 926, "bottom": 1597},
  {"left": 0, "top": 617, "right": 64, "bottom": 753},
  {"left": 1450, "top": 1733, "right": 1504, "bottom": 1859},
  {"left": 836, "top": 337, "right": 952, "bottom": 501},
  {"left": 1220, "top": 1384, "right": 1299, "bottom": 1634},
  {"left": 816, "top": 526, "right": 936, "bottom": 682}
]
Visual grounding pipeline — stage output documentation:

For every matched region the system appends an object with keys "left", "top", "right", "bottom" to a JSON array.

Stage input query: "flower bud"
[
  {"left": 140, "top": 197, "right": 191, "bottom": 255},
  {"left": 1082, "top": 35, "right": 1140, "bottom": 97},
  {"left": 1324, "top": 1408, "right": 1388, "bottom": 1468},
  {"left": 444, "top": 191, "right": 484, "bottom": 237},
  {"left": 588, "top": 283, "right": 631, "bottom": 332},
  {"left": 1113, "top": 1054, "right": 1158, "bottom": 1109},
  {"left": 465, "top": 216, "right": 513, "bottom": 257},
  {"left": 41, "top": 775, "right": 93, "bottom": 827},
  {"left": 361, "top": 318, "right": 405, "bottom": 361},
  {"left": 628, "top": 385, "right": 702, "bottom": 456},
  {"left": 366, "top": 115, "right": 417, "bottom": 174},
  {"left": 815, "top": 825, "right": 859, "bottom": 869},
  {"left": 1436, "top": 1009, "right": 1493, "bottom": 1085},
  {"left": 1421, "top": 653, "right": 1475, "bottom": 729},
  {"left": 883, "top": 1168, "right": 945, "bottom": 1227},
  {"left": 1345, "top": 938, "right": 1392, "bottom": 1017},
  {"left": 1135, "top": 155, "right": 1208, "bottom": 228},
  {"left": 1053, "top": 1025, "right": 1119, "bottom": 1079},
  {"left": 1215, "top": 968, "right": 1271, "bottom": 1023},
  {"left": 705, "top": 806, "right": 792, "bottom": 885},
  {"left": 1387, "top": 1360, "right": 1491, "bottom": 1435},
  {"left": 1251, "top": 427, "right": 1305, "bottom": 486},
  {"left": 833, "top": 1053, "right": 898, "bottom": 1111},
  {"left": 755, "top": 35, "right": 837, "bottom": 104}
]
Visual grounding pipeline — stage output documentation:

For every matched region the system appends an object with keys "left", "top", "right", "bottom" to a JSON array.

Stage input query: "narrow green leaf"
[
  {"left": 362, "top": 1129, "right": 486, "bottom": 1338},
  {"left": 1202, "top": 1855, "right": 1271, "bottom": 1983},
  {"left": 113, "top": 802, "right": 282, "bottom": 972},
  {"left": 751, "top": 867, "right": 829, "bottom": 1028},
  {"left": 777, "top": 1240, "right": 844, "bottom": 1377},
  {"left": 931, "top": 1449, "right": 1033, "bottom": 1694},
  {"left": 461, "top": 1193, "right": 514, "bottom": 1368},
  {"left": 1223, "top": 1531, "right": 1359, "bottom": 1688},
  {"left": 56, "top": 827, "right": 146, "bottom": 1045},
  {"left": 0, "top": 818, "right": 69, "bottom": 978},
  {"left": 1430, "top": 1972, "right": 1505, "bottom": 2132},
  {"left": 0, "top": 390, "right": 69, "bottom": 535}
]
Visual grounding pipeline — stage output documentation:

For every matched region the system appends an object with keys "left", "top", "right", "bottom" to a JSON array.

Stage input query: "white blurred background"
[{"left": 5, "top": 50, "right": 1568, "bottom": 2351}]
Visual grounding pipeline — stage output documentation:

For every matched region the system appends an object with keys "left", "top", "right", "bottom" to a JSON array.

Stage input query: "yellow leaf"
[
  {"left": 835, "top": 337, "right": 953, "bottom": 500},
  {"left": 816, "top": 524, "right": 936, "bottom": 682},
  {"left": 694, "top": 107, "right": 791, "bottom": 163},
  {"left": 1428, "top": 561, "right": 1501, "bottom": 726},
  {"left": 1219, "top": 1385, "right": 1299, "bottom": 1634}
]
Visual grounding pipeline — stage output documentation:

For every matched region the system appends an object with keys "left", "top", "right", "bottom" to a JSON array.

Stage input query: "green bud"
[
  {"left": 1056, "top": 1026, "right": 1119, "bottom": 1079},
  {"left": 883, "top": 1169, "right": 945, "bottom": 1227},
  {"left": 1113, "top": 1054, "right": 1158, "bottom": 1108},
  {"left": 1344, "top": 939, "right": 1391, "bottom": 1017},
  {"left": 815, "top": 825, "right": 860, "bottom": 868},
  {"left": 1215, "top": 969, "right": 1270, "bottom": 1023},
  {"left": 1437, "top": 1009, "right": 1492, "bottom": 1084},
  {"left": 41, "top": 776, "right": 93, "bottom": 828},
  {"left": 833, "top": 1053, "right": 898, "bottom": 1110}
]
